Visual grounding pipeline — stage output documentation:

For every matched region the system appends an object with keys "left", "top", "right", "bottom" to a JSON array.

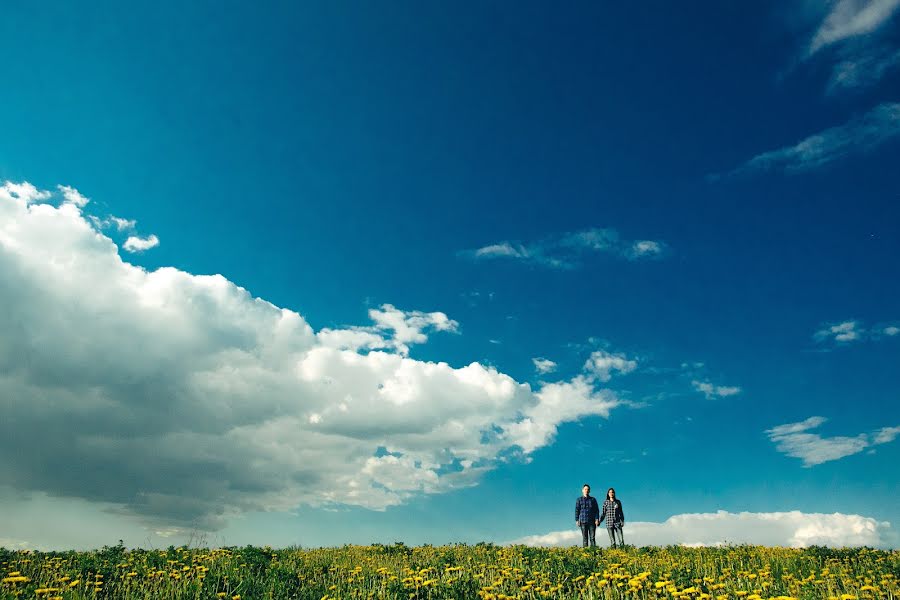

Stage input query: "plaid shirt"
[
  {"left": 600, "top": 498, "right": 623, "bottom": 528},
  {"left": 575, "top": 495, "right": 599, "bottom": 523}
]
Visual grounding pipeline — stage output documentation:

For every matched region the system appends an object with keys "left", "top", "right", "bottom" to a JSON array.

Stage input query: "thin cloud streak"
[
  {"left": 712, "top": 103, "right": 900, "bottom": 179},
  {"left": 461, "top": 228, "right": 668, "bottom": 269}
]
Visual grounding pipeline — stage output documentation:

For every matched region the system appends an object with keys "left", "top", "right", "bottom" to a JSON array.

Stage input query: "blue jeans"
[
  {"left": 579, "top": 522, "right": 596, "bottom": 547},
  {"left": 607, "top": 525, "right": 624, "bottom": 548}
]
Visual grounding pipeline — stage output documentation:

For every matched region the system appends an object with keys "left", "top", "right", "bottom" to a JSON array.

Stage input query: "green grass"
[{"left": 1, "top": 543, "right": 897, "bottom": 599}]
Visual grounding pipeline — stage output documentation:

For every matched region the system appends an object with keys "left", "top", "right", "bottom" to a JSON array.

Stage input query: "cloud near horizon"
[
  {"left": 461, "top": 228, "right": 668, "bottom": 269},
  {"left": 510, "top": 510, "right": 895, "bottom": 548},
  {"left": 0, "top": 181, "right": 626, "bottom": 531}
]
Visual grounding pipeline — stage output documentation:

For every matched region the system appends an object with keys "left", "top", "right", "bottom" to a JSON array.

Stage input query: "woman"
[{"left": 599, "top": 487, "right": 625, "bottom": 548}]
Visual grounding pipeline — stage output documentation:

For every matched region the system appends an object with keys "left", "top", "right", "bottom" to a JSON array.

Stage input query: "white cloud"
[
  {"left": 692, "top": 380, "right": 742, "bottom": 400},
  {"left": 766, "top": 416, "right": 900, "bottom": 466},
  {"left": 628, "top": 240, "right": 666, "bottom": 259},
  {"left": 809, "top": 0, "right": 900, "bottom": 55},
  {"left": 583, "top": 350, "right": 637, "bottom": 383},
  {"left": 815, "top": 320, "right": 863, "bottom": 343},
  {"left": 0, "top": 181, "right": 51, "bottom": 204},
  {"left": 123, "top": 234, "right": 160, "bottom": 253},
  {"left": 714, "top": 103, "right": 900, "bottom": 178},
  {"left": 0, "top": 180, "right": 628, "bottom": 531},
  {"left": 510, "top": 510, "right": 894, "bottom": 548},
  {"left": 110, "top": 216, "right": 137, "bottom": 231},
  {"left": 317, "top": 328, "right": 392, "bottom": 353},
  {"left": 89, "top": 215, "right": 138, "bottom": 231},
  {"left": 532, "top": 358, "right": 557, "bottom": 375},
  {"left": 873, "top": 426, "right": 900, "bottom": 445},
  {"left": 813, "top": 320, "right": 900, "bottom": 344},
  {"left": 461, "top": 228, "right": 668, "bottom": 269},
  {"left": 317, "top": 304, "right": 458, "bottom": 357},
  {"left": 57, "top": 185, "right": 90, "bottom": 207},
  {"left": 503, "top": 376, "right": 619, "bottom": 453},
  {"left": 370, "top": 304, "right": 457, "bottom": 346}
]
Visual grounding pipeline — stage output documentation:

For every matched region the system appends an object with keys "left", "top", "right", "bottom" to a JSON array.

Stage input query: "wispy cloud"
[
  {"left": 766, "top": 416, "right": 900, "bottom": 466},
  {"left": 827, "top": 47, "right": 900, "bottom": 93},
  {"left": 90, "top": 214, "right": 137, "bottom": 231},
  {"left": 691, "top": 380, "right": 741, "bottom": 400},
  {"left": 813, "top": 319, "right": 900, "bottom": 345},
  {"left": 510, "top": 510, "right": 894, "bottom": 548},
  {"left": 461, "top": 228, "right": 668, "bottom": 269},
  {"left": 793, "top": 0, "right": 900, "bottom": 93},
  {"left": 808, "top": 0, "right": 900, "bottom": 55},
  {"left": 712, "top": 103, "right": 900, "bottom": 179}
]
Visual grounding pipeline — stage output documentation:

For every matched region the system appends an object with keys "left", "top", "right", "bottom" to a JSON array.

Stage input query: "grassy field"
[{"left": 1, "top": 543, "right": 897, "bottom": 599}]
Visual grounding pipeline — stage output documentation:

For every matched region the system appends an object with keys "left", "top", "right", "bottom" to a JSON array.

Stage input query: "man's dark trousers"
[{"left": 579, "top": 521, "right": 596, "bottom": 547}]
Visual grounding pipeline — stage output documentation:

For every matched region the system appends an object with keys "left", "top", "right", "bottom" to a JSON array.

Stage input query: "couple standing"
[{"left": 575, "top": 484, "right": 624, "bottom": 548}]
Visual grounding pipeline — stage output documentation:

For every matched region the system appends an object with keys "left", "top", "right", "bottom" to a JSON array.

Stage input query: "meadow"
[{"left": 1, "top": 542, "right": 896, "bottom": 600}]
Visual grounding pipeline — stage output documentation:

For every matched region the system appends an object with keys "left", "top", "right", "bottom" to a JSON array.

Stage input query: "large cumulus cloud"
[{"left": 0, "top": 181, "right": 621, "bottom": 530}]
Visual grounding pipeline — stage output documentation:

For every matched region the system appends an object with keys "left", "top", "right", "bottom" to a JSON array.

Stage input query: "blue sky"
[{"left": 1, "top": 0, "right": 899, "bottom": 550}]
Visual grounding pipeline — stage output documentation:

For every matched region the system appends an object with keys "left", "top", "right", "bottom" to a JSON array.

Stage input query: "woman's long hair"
[{"left": 607, "top": 487, "right": 616, "bottom": 500}]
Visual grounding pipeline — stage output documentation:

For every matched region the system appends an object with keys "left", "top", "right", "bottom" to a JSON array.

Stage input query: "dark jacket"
[
  {"left": 575, "top": 495, "right": 600, "bottom": 523},
  {"left": 599, "top": 498, "right": 624, "bottom": 528}
]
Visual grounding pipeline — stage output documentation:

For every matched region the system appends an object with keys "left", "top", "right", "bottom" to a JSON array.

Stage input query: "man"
[{"left": 574, "top": 483, "right": 600, "bottom": 547}]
